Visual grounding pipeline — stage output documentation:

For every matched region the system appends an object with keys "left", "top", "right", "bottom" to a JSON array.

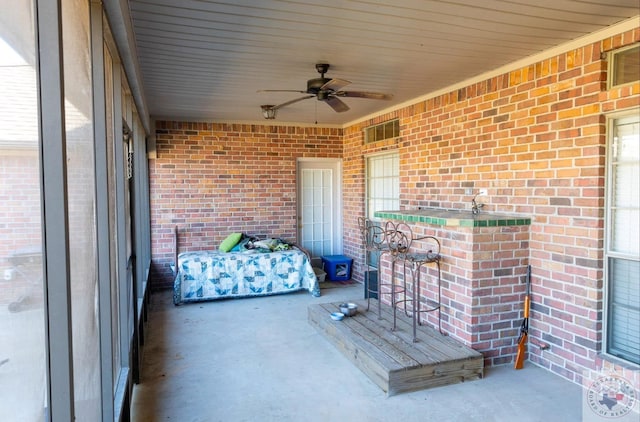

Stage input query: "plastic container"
[
  {"left": 313, "top": 267, "right": 326, "bottom": 282},
  {"left": 321, "top": 255, "right": 353, "bottom": 281}
]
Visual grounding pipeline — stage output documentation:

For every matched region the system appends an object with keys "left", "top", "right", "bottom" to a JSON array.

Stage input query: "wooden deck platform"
[{"left": 308, "top": 299, "right": 484, "bottom": 396}]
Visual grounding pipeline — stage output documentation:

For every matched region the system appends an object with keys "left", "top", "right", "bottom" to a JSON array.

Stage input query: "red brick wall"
[
  {"left": 150, "top": 28, "right": 639, "bottom": 387},
  {"left": 0, "top": 151, "right": 42, "bottom": 305},
  {"left": 149, "top": 122, "right": 343, "bottom": 288},
  {"left": 0, "top": 152, "right": 42, "bottom": 256},
  {"left": 341, "top": 28, "right": 639, "bottom": 385}
]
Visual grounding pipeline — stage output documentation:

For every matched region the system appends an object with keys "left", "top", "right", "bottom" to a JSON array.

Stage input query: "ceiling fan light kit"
[
  {"left": 260, "top": 105, "right": 277, "bottom": 119},
  {"left": 258, "top": 63, "right": 392, "bottom": 119}
]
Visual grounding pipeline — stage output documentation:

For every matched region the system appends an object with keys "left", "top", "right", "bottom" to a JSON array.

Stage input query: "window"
[
  {"left": 608, "top": 44, "right": 640, "bottom": 88},
  {"left": 0, "top": 4, "right": 47, "bottom": 419},
  {"left": 366, "top": 153, "right": 400, "bottom": 220},
  {"left": 0, "top": 2, "right": 151, "bottom": 419},
  {"left": 365, "top": 152, "right": 399, "bottom": 270},
  {"left": 605, "top": 114, "right": 640, "bottom": 365},
  {"left": 364, "top": 119, "right": 399, "bottom": 143}
]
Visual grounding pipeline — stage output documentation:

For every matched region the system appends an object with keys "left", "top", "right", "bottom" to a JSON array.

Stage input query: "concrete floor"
[{"left": 131, "top": 284, "right": 587, "bottom": 422}]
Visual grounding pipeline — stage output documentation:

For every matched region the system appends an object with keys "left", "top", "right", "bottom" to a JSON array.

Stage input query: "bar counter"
[
  {"left": 371, "top": 207, "right": 531, "bottom": 367},
  {"left": 374, "top": 208, "right": 531, "bottom": 227}
]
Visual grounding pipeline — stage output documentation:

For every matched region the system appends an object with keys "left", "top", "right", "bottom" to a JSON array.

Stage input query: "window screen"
[{"left": 607, "top": 258, "right": 640, "bottom": 364}]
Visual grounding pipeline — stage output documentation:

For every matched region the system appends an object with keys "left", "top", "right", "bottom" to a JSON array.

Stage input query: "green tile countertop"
[{"left": 374, "top": 208, "right": 531, "bottom": 227}]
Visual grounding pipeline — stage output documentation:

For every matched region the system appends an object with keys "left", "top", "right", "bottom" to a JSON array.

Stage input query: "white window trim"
[{"left": 603, "top": 110, "right": 640, "bottom": 366}]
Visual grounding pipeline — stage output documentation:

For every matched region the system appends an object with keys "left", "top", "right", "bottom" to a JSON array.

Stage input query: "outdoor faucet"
[{"left": 471, "top": 193, "right": 484, "bottom": 215}]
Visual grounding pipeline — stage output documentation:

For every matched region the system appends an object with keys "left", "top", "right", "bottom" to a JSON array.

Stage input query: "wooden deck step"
[{"left": 308, "top": 299, "right": 484, "bottom": 396}]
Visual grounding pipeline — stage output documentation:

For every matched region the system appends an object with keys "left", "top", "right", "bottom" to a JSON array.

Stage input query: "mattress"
[{"left": 173, "top": 248, "right": 320, "bottom": 304}]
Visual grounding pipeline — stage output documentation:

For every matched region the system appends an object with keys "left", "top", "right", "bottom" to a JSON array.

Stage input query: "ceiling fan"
[{"left": 258, "top": 63, "right": 392, "bottom": 118}]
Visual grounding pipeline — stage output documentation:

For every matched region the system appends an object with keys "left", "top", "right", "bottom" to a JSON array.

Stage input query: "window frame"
[
  {"left": 603, "top": 111, "right": 640, "bottom": 366},
  {"left": 365, "top": 151, "right": 400, "bottom": 221},
  {"left": 607, "top": 44, "right": 640, "bottom": 89}
]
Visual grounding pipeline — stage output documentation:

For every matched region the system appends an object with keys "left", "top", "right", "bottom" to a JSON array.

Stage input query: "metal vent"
[{"left": 364, "top": 119, "right": 399, "bottom": 143}]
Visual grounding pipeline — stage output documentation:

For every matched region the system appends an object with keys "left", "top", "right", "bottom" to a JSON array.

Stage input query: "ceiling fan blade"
[
  {"left": 335, "top": 91, "right": 393, "bottom": 100},
  {"left": 257, "top": 89, "right": 307, "bottom": 94},
  {"left": 324, "top": 96, "right": 350, "bottom": 112},
  {"left": 273, "top": 95, "right": 315, "bottom": 110},
  {"left": 320, "top": 78, "right": 351, "bottom": 92}
]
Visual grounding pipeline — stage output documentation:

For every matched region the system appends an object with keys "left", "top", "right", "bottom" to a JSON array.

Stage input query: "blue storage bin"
[{"left": 321, "top": 255, "right": 353, "bottom": 281}]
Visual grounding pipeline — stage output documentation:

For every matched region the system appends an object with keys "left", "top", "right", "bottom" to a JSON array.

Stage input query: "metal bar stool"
[
  {"left": 384, "top": 222, "right": 411, "bottom": 332},
  {"left": 388, "top": 222, "right": 443, "bottom": 342},
  {"left": 358, "top": 217, "right": 376, "bottom": 307},
  {"left": 358, "top": 218, "right": 398, "bottom": 319},
  {"left": 378, "top": 220, "right": 408, "bottom": 320}
]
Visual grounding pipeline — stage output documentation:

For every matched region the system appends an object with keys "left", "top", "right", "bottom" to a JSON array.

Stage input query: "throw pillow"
[{"left": 219, "top": 232, "right": 242, "bottom": 252}]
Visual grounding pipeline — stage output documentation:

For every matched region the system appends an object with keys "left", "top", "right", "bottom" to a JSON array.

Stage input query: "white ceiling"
[{"left": 128, "top": 0, "right": 639, "bottom": 126}]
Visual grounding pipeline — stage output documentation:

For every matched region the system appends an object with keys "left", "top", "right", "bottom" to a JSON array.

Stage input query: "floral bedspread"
[{"left": 173, "top": 248, "right": 320, "bottom": 304}]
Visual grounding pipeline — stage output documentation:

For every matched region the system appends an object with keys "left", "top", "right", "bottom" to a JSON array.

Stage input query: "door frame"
[{"left": 296, "top": 158, "right": 343, "bottom": 256}]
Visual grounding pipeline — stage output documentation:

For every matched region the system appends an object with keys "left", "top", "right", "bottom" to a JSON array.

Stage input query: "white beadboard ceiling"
[{"left": 128, "top": 0, "right": 639, "bottom": 126}]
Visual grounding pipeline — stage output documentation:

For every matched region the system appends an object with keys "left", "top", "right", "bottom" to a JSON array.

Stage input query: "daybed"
[{"left": 173, "top": 228, "right": 320, "bottom": 305}]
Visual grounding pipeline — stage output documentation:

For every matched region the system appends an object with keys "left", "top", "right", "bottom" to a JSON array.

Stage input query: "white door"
[{"left": 297, "top": 159, "right": 342, "bottom": 258}]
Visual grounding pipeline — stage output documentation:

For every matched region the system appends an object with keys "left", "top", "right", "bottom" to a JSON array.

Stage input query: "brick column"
[{"left": 376, "top": 212, "right": 530, "bottom": 367}]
